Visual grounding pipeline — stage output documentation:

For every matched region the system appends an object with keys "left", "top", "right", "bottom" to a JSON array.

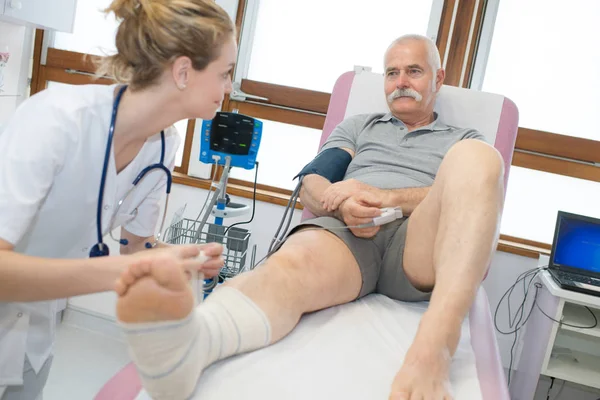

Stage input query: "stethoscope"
[{"left": 89, "top": 85, "right": 172, "bottom": 257}]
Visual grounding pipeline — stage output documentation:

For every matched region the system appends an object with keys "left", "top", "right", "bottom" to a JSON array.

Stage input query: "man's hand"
[
  {"left": 338, "top": 192, "right": 383, "bottom": 238},
  {"left": 126, "top": 242, "right": 224, "bottom": 279},
  {"left": 322, "top": 179, "right": 371, "bottom": 212}
]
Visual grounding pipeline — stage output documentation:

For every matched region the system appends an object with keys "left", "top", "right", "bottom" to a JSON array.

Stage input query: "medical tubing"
[
  {"left": 192, "top": 157, "right": 232, "bottom": 243},
  {"left": 269, "top": 184, "right": 300, "bottom": 253},
  {"left": 280, "top": 187, "right": 301, "bottom": 244},
  {"left": 257, "top": 222, "right": 395, "bottom": 272},
  {"left": 190, "top": 160, "right": 219, "bottom": 226},
  {"left": 269, "top": 180, "right": 302, "bottom": 252}
]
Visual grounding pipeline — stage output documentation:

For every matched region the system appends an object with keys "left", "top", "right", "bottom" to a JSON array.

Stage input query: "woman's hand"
[{"left": 127, "top": 242, "right": 224, "bottom": 279}]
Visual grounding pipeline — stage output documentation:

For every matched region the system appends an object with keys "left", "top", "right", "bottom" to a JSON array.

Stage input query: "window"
[
  {"left": 37, "top": 0, "right": 192, "bottom": 170},
  {"left": 502, "top": 167, "right": 600, "bottom": 243},
  {"left": 474, "top": 0, "right": 600, "bottom": 244},
  {"left": 52, "top": 0, "right": 118, "bottom": 56},
  {"left": 245, "top": 0, "right": 437, "bottom": 92},
  {"left": 228, "top": 119, "right": 322, "bottom": 190},
  {"left": 480, "top": 0, "right": 600, "bottom": 141}
]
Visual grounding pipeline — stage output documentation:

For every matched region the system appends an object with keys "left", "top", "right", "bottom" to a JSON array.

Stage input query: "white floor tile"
[{"left": 44, "top": 321, "right": 130, "bottom": 400}]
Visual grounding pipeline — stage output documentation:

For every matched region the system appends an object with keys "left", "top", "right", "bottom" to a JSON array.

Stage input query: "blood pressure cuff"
[{"left": 294, "top": 147, "right": 352, "bottom": 183}]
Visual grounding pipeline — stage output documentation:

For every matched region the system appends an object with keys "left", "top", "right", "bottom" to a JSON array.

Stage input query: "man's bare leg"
[
  {"left": 116, "top": 228, "right": 362, "bottom": 398},
  {"left": 390, "top": 139, "right": 504, "bottom": 400},
  {"left": 220, "top": 227, "right": 362, "bottom": 342}
]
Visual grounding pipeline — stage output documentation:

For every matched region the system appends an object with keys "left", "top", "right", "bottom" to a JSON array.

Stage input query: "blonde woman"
[{"left": 0, "top": 1, "right": 236, "bottom": 398}]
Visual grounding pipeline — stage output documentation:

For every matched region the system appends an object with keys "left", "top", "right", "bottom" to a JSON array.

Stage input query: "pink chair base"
[{"left": 94, "top": 363, "right": 141, "bottom": 400}]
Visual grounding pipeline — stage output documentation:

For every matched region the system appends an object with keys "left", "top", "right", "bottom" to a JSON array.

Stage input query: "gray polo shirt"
[{"left": 320, "top": 112, "right": 485, "bottom": 189}]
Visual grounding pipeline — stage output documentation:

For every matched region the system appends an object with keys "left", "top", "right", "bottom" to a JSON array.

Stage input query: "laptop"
[{"left": 547, "top": 211, "right": 600, "bottom": 296}]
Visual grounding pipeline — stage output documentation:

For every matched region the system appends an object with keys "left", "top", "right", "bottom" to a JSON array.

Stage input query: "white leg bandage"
[{"left": 120, "top": 287, "right": 272, "bottom": 400}]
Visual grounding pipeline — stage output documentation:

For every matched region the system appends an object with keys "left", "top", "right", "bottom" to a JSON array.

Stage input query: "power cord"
[
  {"left": 223, "top": 161, "right": 259, "bottom": 235},
  {"left": 494, "top": 267, "right": 544, "bottom": 385},
  {"left": 546, "top": 377, "right": 555, "bottom": 400},
  {"left": 552, "top": 379, "right": 565, "bottom": 400},
  {"left": 533, "top": 286, "right": 598, "bottom": 328},
  {"left": 495, "top": 267, "right": 599, "bottom": 386}
]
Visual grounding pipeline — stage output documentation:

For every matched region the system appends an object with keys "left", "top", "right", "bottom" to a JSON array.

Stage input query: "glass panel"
[
  {"left": 173, "top": 120, "right": 188, "bottom": 168},
  {"left": 247, "top": 0, "right": 436, "bottom": 92},
  {"left": 53, "top": 0, "right": 118, "bottom": 56},
  {"left": 481, "top": 0, "right": 600, "bottom": 141},
  {"left": 501, "top": 166, "right": 600, "bottom": 244},
  {"left": 47, "top": 81, "right": 71, "bottom": 90},
  {"left": 228, "top": 119, "right": 322, "bottom": 190}
]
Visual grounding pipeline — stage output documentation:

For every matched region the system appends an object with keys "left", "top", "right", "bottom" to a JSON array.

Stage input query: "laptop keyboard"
[{"left": 555, "top": 270, "right": 600, "bottom": 286}]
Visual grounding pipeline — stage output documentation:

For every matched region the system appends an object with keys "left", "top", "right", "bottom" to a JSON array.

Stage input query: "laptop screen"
[{"left": 552, "top": 212, "right": 600, "bottom": 274}]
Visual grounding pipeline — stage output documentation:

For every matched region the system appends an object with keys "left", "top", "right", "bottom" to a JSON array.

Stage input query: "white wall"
[{"left": 0, "top": 21, "right": 33, "bottom": 130}]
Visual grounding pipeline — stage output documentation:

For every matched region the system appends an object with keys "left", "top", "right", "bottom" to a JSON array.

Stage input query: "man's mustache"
[{"left": 387, "top": 88, "right": 423, "bottom": 102}]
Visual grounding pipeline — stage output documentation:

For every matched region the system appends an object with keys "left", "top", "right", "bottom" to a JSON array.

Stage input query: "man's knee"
[
  {"left": 273, "top": 228, "right": 360, "bottom": 285},
  {"left": 273, "top": 230, "right": 335, "bottom": 276},
  {"left": 443, "top": 139, "right": 504, "bottom": 186}
]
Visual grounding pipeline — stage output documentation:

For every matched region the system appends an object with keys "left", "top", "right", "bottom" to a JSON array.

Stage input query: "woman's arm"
[
  {"left": 0, "top": 238, "right": 217, "bottom": 302},
  {"left": 0, "top": 238, "right": 126, "bottom": 302}
]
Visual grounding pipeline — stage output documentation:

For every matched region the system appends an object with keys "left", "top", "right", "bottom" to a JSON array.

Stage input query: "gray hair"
[{"left": 385, "top": 34, "right": 442, "bottom": 71}]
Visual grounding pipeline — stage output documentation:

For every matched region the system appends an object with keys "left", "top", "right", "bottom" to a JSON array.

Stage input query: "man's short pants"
[{"left": 288, "top": 216, "right": 432, "bottom": 302}]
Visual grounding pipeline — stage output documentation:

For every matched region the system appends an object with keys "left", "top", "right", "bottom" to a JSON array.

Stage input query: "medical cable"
[
  {"left": 223, "top": 161, "right": 259, "bottom": 235},
  {"left": 255, "top": 222, "right": 399, "bottom": 273},
  {"left": 272, "top": 180, "right": 302, "bottom": 251},
  {"left": 280, "top": 182, "right": 302, "bottom": 245}
]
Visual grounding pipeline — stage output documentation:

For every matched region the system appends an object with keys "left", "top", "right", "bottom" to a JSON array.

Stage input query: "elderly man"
[{"left": 115, "top": 34, "right": 504, "bottom": 400}]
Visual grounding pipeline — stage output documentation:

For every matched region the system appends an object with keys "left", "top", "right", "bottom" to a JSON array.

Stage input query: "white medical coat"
[{"left": 0, "top": 83, "right": 180, "bottom": 386}]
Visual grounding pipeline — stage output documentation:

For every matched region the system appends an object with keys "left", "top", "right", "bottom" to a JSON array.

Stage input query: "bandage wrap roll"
[{"left": 121, "top": 287, "right": 271, "bottom": 400}]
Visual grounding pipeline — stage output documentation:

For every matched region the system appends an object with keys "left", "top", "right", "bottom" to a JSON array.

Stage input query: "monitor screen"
[
  {"left": 210, "top": 113, "right": 254, "bottom": 156},
  {"left": 552, "top": 213, "right": 600, "bottom": 274}
]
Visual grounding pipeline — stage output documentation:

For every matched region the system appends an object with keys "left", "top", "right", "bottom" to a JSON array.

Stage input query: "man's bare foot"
[
  {"left": 116, "top": 256, "right": 195, "bottom": 323},
  {"left": 389, "top": 339, "right": 454, "bottom": 400}
]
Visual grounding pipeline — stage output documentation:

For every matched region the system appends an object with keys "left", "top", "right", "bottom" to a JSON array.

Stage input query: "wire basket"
[{"left": 165, "top": 218, "right": 256, "bottom": 279}]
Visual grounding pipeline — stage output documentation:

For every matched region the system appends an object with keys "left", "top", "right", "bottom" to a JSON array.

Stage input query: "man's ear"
[
  {"left": 172, "top": 56, "right": 192, "bottom": 90},
  {"left": 435, "top": 68, "right": 445, "bottom": 93}
]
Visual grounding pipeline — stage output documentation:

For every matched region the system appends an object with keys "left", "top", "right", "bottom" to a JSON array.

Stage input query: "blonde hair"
[{"left": 96, "top": 0, "right": 235, "bottom": 90}]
